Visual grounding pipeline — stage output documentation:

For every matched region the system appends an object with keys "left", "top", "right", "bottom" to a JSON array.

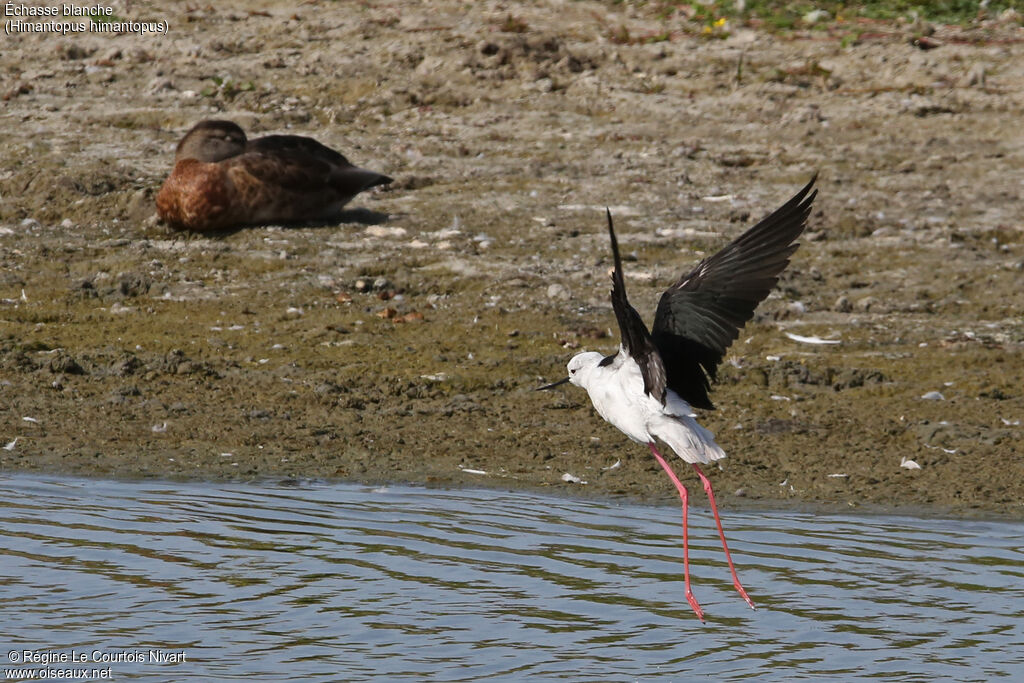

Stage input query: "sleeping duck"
[{"left": 156, "top": 119, "right": 393, "bottom": 232}]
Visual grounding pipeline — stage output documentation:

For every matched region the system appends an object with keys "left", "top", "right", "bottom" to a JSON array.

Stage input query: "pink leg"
[
  {"left": 692, "top": 463, "right": 755, "bottom": 610},
  {"left": 648, "top": 443, "right": 705, "bottom": 622}
]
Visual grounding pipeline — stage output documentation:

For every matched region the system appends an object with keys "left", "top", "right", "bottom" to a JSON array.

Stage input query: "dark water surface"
[{"left": 1, "top": 475, "right": 1022, "bottom": 680}]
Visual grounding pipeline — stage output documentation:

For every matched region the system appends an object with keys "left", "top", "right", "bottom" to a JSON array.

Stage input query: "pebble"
[
  {"left": 834, "top": 296, "right": 853, "bottom": 313},
  {"left": 365, "top": 226, "right": 407, "bottom": 238},
  {"left": 921, "top": 391, "right": 945, "bottom": 401},
  {"left": 803, "top": 9, "right": 830, "bottom": 24},
  {"left": 856, "top": 296, "right": 883, "bottom": 313},
  {"left": 962, "top": 64, "right": 986, "bottom": 87},
  {"left": 784, "top": 301, "right": 806, "bottom": 317},
  {"left": 147, "top": 78, "right": 175, "bottom": 94},
  {"left": 546, "top": 283, "right": 571, "bottom": 301}
]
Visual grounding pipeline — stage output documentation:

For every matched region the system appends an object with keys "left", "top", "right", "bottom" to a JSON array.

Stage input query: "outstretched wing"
[
  {"left": 606, "top": 209, "right": 668, "bottom": 403},
  {"left": 651, "top": 175, "right": 817, "bottom": 409}
]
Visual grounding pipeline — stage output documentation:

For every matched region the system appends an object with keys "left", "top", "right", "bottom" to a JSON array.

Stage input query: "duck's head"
[{"left": 175, "top": 120, "right": 247, "bottom": 162}]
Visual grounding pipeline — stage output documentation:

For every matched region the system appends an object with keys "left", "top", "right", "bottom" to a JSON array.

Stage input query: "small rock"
[
  {"left": 49, "top": 354, "right": 85, "bottom": 375},
  {"left": 110, "top": 356, "right": 143, "bottom": 377},
  {"left": 911, "top": 35, "right": 942, "bottom": 50},
  {"left": 2, "top": 82, "right": 32, "bottom": 101},
  {"left": 803, "top": 9, "right": 830, "bottom": 24},
  {"left": 921, "top": 391, "right": 945, "bottom": 401},
  {"left": 109, "top": 302, "right": 134, "bottom": 315},
  {"left": 534, "top": 77, "right": 555, "bottom": 93},
  {"left": 546, "top": 283, "right": 571, "bottom": 301},
  {"left": 365, "top": 226, "right": 407, "bottom": 238},
  {"left": 128, "top": 47, "right": 154, "bottom": 63},
  {"left": 999, "top": 8, "right": 1021, "bottom": 23},
  {"left": 962, "top": 64, "right": 986, "bottom": 87},
  {"left": 856, "top": 296, "right": 882, "bottom": 313},
  {"left": 56, "top": 43, "right": 92, "bottom": 60},
  {"left": 373, "top": 277, "right": 390, "bottom": 291},
  {"left": 784, "top": 301, "right": 806, "bottom": 317},
  {"left": 834, "top": 296, "right": 853, "bottom": 313},
  {"left": 147, "top": 78, "right": 175, "bottom": 94}
]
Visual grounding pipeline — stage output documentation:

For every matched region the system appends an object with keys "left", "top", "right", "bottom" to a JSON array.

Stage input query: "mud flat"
[{"left": 1, "top": 1, "right": 1022, "bottom": 517}]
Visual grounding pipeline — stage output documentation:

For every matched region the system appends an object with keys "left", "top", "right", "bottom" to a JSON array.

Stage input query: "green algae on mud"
[{"left": 1, "top": 1, "right": 1022, "bottom": 518}]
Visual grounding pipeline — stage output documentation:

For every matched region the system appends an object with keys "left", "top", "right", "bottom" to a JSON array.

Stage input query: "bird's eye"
[{"left": 570, "top": 368, "right": 577, "bottom": 374}]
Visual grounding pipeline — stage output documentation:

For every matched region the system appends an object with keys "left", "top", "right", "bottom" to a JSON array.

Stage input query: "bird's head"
[
  {"left": 537, "top": 351, "right": 604, "bottom": 392},
  {"left": 566, "top": 351, "right": 603, "bottom": 388},
  {"left": 175, "top": 120, "right": 247, "bottom": 162}
]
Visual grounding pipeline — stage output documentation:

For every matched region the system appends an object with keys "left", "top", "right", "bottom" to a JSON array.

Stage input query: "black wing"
[
  {"left": 606, "top": 209, "right": 668, "bottom": 403},
  {"left": 651, "top": 175, "right": 817, "bottom": 410}
]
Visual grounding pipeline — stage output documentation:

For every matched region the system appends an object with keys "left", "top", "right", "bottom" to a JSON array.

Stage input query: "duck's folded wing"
[
  {"left": 651, "top": 176, "right": 817, "bottom": 409},
  {"left": 243, "top": 137, "right": 392, "bottom": 194},
  {"left": 247, "top": 135, "right": 350, "bottom": 165},
  {"left": 229, "top": 150, "right": 337, "bottom": 192}
]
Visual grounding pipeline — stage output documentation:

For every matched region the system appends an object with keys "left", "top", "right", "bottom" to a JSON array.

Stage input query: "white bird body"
[
  {"left": 540, "top": 176, "right": 818, "bottom": 622},
  {"left": 568, "top": 350, "right": 726, "bottom": 464}
]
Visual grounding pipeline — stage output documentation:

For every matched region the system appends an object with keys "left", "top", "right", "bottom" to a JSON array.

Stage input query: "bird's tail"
[{"left": 654, "top": 414, "right": 727, "bottom": 464}]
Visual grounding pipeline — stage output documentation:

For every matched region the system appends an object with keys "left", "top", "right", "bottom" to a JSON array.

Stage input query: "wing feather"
[
  {"left": 606, "top": 210, "right": 668, "bottom": 403},
  {"left": 245, "top": 135, "right": 392, "bottom": 193},
  {"left": 651, "top": 175, "right": 817, "bottom": 409}
]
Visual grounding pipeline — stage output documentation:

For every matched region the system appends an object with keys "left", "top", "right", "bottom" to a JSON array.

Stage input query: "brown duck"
[{"left": 156, "top": 120, "right": 393, "bottom": 232}]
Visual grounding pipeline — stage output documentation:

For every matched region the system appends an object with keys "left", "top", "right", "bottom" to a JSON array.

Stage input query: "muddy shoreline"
[{"left": 1, "top": 1, "right": 1022, "bottom": 518}]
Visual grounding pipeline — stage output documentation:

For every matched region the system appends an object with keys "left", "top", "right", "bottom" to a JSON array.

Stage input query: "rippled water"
[{"left": 1, "top": 475, "right": 1022, "bottom": 681}]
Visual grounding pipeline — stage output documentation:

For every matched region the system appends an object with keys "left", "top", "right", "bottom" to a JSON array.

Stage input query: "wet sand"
[{"left": 1, "top": 1, "right": 1022, "bottom": 518}]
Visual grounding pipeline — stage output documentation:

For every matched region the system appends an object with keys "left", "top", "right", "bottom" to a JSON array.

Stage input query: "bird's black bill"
[{"left": 536, "top": 377, "right": 571, "bottom": 391}]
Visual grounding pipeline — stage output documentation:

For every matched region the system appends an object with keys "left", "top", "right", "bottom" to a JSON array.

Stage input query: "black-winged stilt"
[{"left": 540, "top": 176, "right": 817, "bottom": 621}]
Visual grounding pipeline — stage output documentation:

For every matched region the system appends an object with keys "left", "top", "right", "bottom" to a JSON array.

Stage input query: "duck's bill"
[{"left": 536, "top": 376, "right": 571, "bottom": 391}]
